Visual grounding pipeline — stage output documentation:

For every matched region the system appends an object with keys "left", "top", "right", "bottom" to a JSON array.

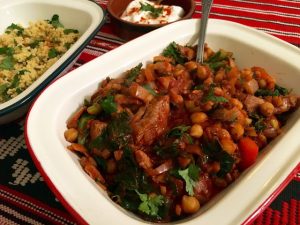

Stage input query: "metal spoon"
[{"left": 196, "top": 0, "right": 214, "bottom": 63}]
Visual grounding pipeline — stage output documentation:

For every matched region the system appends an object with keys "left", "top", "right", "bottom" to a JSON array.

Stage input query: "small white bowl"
[
  {"left": 25, "top": 19, "right": 300, "bottom": 225},
  {"left": 0, "top": 0, "right": 105, "bottom": 124}
]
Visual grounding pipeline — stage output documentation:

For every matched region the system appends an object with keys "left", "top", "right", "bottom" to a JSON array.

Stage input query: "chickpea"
[
  {"left": 230, "top": 123, "right": 244, "bottom": 140},
  {"left": 87, "top": 103, "right": 101, "bottom": 115},
  {"left": 184, "top": 61, "right": 198, "bottom": 72},
  {"left": 214, "top": 87, "right": 223, "bottom": 96},
  {"left": 64, "top": 128, "right": 78, "bottom": 142},
  {"left": 230, "top": 98, "right": 243, "bottom": 110},
  {"left": 190, "top": 124, "right": 203, "bottom": 138},
  {"left": 241, "top": 68, "right": 253, "bottom": 81},
  {"left": 106, "top": 159, "right": 117, "bottom": 174},
  {"left": 258, "top": 79, "right": 267, "bottom": 88},
  {"left": 270, "top": 118, "right": 279, "bottom": 129},
  {"left": 220, "top": 138, "right": 237, "bottom": 154},
  {"left": 259, "top": 102, "right": 275, "bottom": 117},
  {"left": 181, "top": 195, "right": 200, "bottom": 214},
  {"left": 196, "top": 65, "right": 209, "bottom": 80},
  {"left": 190, "top": 112, "right": 208, "bottom": 124},
  {"left": 214, "top": 69, "right": 225, "bottom": 82}
]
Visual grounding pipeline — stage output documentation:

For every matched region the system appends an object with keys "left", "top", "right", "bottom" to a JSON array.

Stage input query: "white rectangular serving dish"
[
  {"left": 25, "top": 18, "right": 300, "bottom": 225},
  {"left": 0, "top": 0, "right": 105, "bottom": 124}
]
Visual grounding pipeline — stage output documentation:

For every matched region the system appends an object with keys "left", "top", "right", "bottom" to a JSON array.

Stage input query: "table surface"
[{"left": 0, "top": 0, "right": 300, "bottom": 224}]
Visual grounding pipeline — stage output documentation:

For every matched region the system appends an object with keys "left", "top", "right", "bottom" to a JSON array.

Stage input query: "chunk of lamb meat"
[
  {"left": 244, "top": 95, "right": 264, "bottom": 113},
  {"left": 131, "top": 96, "right": 170, "bottom": 146}
]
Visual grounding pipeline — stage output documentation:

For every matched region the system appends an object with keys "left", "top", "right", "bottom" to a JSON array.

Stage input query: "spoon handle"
[{"left": 196, "top": 0, "right": 214, "bottom": 63}]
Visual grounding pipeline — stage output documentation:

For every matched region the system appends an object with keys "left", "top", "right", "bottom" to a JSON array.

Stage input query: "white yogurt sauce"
[{"left": 121, "top": 0, "right": 185, "bottom": 25}]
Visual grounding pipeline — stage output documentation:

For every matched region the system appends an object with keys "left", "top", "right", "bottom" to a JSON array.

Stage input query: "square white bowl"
[
  {"left": 0, "top": 0, "right": 105, "bottom": 124},
  {"left": 25, "top": 19, "right": 300, "bottom": 225}
]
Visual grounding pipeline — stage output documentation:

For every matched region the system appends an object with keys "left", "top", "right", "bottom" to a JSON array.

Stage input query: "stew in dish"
[{"left": 64, "top": 42, "right": 299, "bottom": 222}]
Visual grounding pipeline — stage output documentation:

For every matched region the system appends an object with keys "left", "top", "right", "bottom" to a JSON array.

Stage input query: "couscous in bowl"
[{"left": 0, "top": 0, "right": 105, "bottom": 124}]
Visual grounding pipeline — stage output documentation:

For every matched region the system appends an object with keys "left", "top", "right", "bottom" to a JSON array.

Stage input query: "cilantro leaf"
[
  {"left": 249, "top": 113, "right": 266, "bottom": 132},
  {"left": 90, "top": 112, "right": 131, "bottom": 151},
  {"left": 201, "top": 139, "right": 234, "bottom": 177},
  {"left": 100, "top": 95, "right": 117, "bottom": 114},
  {"left": 125, "top": 63, "right": 142, "bottom": 86},
  {"left": 0, "top": 84, "right": 8, "bottom": 95},
  {"left": 5, "top": 23, "right": 24, "bottom": 35},
  {"left": 48, "top": 48, "right": 59, "bottom": 58},
  {"left": 178, "top": 164, "right": 200, "bottom": 196},
  {"left": 0, "top": 47, "right": 14, "bottom": 56},
  {"left": 140, "top": 3, "right": 163, "bottom": 18},
  {"left": 162, "top": 42, "right": 186, "bottom": 64},
  {"left": 154, "top": 140, "right": 179, "bottom": 159},
  {"left": 0, "top": 56, "right": 14, "bottom": 70},
  {"left": 167, "top": 125, "right": 193, "bottom": 144},
  {"left": 255, "top": 84, "right": 290, "bottom": 97},
  {"left": 136, "top": 191, "right": 164, "bottom": 217},
  {"left": 29, "top": 40, "right": 42, "bottom": 48},
  {"left": 48, "top": 14, "right": 64, "bottom": 28},
  {"left": 64, "top": 29, "right": 79, "bottom": 34},
  {"left": 202, "top": 85, "right": 228, "bottom": 103}
]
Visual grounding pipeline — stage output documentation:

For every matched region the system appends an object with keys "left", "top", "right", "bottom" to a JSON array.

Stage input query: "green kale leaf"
[{"left": 125, "top": 63, "right": 142, "bottom": 86}]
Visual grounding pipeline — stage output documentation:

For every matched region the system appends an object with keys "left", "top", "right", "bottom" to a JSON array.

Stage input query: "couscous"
[{"left": 0, "top": 15, "right": 79, "bottom": 103}]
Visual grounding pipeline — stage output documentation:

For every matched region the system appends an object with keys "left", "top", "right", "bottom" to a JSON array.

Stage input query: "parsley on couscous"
[{"left": 0, "top": 15, "right": 79, "bottom": 103}]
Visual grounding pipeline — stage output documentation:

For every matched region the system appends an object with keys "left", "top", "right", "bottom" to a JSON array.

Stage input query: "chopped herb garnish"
[
  {"left": 125, "top": 63, "right": 143, "bottom": 86},
  {"left": 167, "top": 125, "right": 193, "bottom": 144},
  {"left": 100, "top": 95, "right": 117, "bottom": 114},
  {"left": 64, "top": 29, "right": 79, "bottom": 34},
  {"left": 0, "top": 47, "right": 14, "bottom": 56},
  {"left": 0, "top": 84, "right": 8, "bottom": 95},
  {"left": 136, "top": 191, "right": 164, "bottom": 217},
  {"left": 202, "top": 85, "right": 228, "bottom": 103},
  {"left": 48, "top": 48, "right": 59, "bottom": 59},
  {"left": 193, "top": 84, "right": 204, "bottom": 90},
  {"left": 162, "top": 42, "right": 186, "bottom": 64},
  {"left": 255, "top": 84, "right": 290, "bottom": 97},
  {"left": 178, "top": 164, "right": 200, "bottom": 196},
  {"left": 5, "top": 23, "right": 24, "bottom": 35},
  {"left": 90, "top": 112, "right": 131, "bottom": 151},
  {"left": 0, "top": 56, "right": 14, "bottom": 70},
  {"left": 140, "top": 2, "right": 163, "bottom": 18},
  {"left": 143, "top": 84, "right": 158, "bottom": 96},
  {"left": 64, "top": 43, "right": 72, "bottom": 50},
  {"left": 250, "top": 113, "right": 266, "bottom": 132},
  {"left": 48, "top": 14, "right": 64, "bottom": 28},
  {"left": 10, "top": 70, "right": 29, "bottom": 89},
  {"left": 154, "top": 141, "right": 179, "bottom": 159},
  {"left": 29, "top": 40, "right": 42, "bottom": 48},
  {"left": 202, "top": 139, "right": 234, "bottom": 177}
]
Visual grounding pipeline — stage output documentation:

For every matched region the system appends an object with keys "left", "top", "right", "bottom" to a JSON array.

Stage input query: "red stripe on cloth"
[
  {"left": 218, "top": 0, "right": 300, "bottom": 12},
  {"left": 195, "top": 0, "right": 300, "bottom": 45},
  {"left": 77, "top": 52, "right": 98, "bottom": 64},
  {"left": 0, "top": 185, "right": 75, "bottom": 223}
]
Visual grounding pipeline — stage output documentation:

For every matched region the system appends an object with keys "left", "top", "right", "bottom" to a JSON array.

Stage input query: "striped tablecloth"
[{"left": 0, "top": 0, "right": 299, "bottom": 224}]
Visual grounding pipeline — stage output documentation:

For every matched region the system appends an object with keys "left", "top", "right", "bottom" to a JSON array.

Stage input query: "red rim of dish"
[{"left": 24, "top": 80, "right": 300, "bottom": 225}]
